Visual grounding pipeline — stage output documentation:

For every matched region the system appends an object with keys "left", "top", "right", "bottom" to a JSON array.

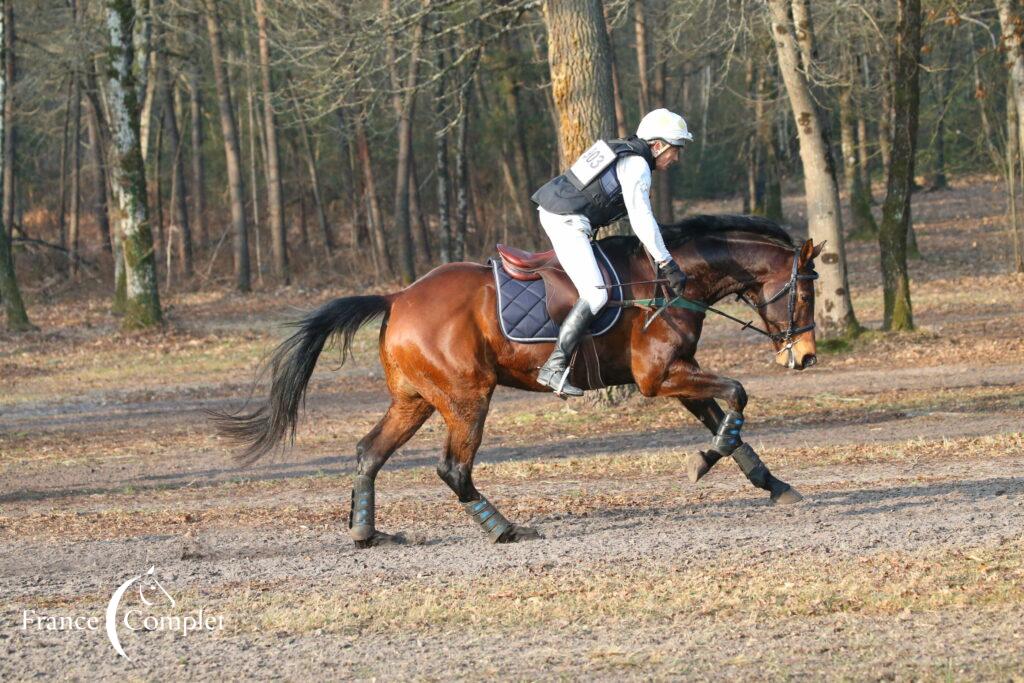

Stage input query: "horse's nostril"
[{"left": 802, "top": 354, "right": 817, "bottom": 368}]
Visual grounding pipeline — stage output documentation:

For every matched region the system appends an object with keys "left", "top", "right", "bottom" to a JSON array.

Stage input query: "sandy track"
[{"left": 2, "top": 357, "right": 1023, "bottom": 679}]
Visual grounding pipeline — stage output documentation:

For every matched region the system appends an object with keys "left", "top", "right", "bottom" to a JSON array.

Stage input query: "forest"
[{"left": 0, "top": 0, "right": 1022, "bottom": 334}]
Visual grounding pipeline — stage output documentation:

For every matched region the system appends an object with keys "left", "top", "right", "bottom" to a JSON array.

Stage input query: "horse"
[{"left": 212, "top": 214, "right": 822, "bottom": 547}]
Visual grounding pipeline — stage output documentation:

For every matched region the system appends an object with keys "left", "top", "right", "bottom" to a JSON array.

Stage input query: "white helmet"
[{"left": 636, "top": 108, "right": 693, "bottom": 146}]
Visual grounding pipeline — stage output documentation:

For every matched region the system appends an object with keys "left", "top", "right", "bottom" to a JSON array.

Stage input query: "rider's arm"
[{"left": 616, "top": 155, "right": 673, "bottom": 264}]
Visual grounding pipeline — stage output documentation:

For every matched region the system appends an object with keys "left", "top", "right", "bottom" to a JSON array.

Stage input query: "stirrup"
[{"left": 537, "top": 365, "right": 584, "bottom": 397}]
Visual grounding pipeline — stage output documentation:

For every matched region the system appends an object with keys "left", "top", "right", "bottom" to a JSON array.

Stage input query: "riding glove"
[{"left": 659, "top": 260, "right": 687, "bottom": 298}]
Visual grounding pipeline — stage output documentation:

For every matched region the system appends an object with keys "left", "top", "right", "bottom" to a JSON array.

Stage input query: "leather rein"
[{"left": 612, "top": 249, "right": 818, "bottom": 350}]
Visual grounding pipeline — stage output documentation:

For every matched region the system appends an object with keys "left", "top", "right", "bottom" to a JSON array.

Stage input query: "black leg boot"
[{"left": 536, "top": 300, "right": 595, "bottom": 397}]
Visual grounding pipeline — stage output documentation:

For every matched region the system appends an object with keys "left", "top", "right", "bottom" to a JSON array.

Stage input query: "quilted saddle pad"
[{"left": 490, "top": 244, "right": 623, "bottom": 343}]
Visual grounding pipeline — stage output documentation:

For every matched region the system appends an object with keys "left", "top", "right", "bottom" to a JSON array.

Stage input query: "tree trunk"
[
  {"left": 410, "top": 156, "right": 431, "bottom": 261},
  {"left": 69, "top": 48, "right": 82, "bottom": 279},
  {"left": 768, "top": 0, "right": 860, "bottom": 336},
  {"left": 254, "top": 0, "right": 288, "bottom": 283},
  {"left": 840, "top": 62, "right": 877, "bottom": 240},
  {"left": 856, "top": 56, "right": 874, "bottom": 203},
  {"left": 758, "top": 62, "right": 784, "bottom": 223},
  {"left": 57, "top": 79, "right": 70, "bottom": 275},
  {"left": 929, "top": 42, "right": 950, "bottom": 191},
  {"left": 633, "top": 0, "right": 651, "bottom": 113},
  {"left": 878, "top": 63, "right": 893, "bottom": 180},
  {"left": 434, "top": 23, "right": 453, "bottom": 264},
  {"left": 104, "top": 0, "right": 162, "bottom": 328},
  {"left": 542, "top": 0, "right": 617, "bottom": 166},
  {"left": 1007, "top": 76, "right": 1024, "bottom": 273},
  {"left": 294, "top": 96, "right": 333, "bottom": 258},
  {"left": 997, "top": 0, "right": 1024, "bottom": 272},
  {"left": 155, "top": 20, "right": 192, "bottom": 279},
  {"left": 0, "top": 0, "right": 29, "bottom": 331},
  {"left": 188, "top": 12, "right": 205, "bottom": 246},
  {"left": 877, "top": 0, "right": 922, "bottom": 331},
  {"left": 204, "top": 0, "right": 250, "bottom": 292},
  {"left": 354, "top": 115, "right": 390, "bottom": 275},
  {"left": 605, "top": 4, "right": 628, "bottom": 138},
  {"left": 84, "top": 88, "right": 112, "bottom": 254},
  {"left": 2, "top": 0, "right": 13, "bottom": 249},
  {"left": 384, "top": 0, "right": 426, "bottom": 284}
]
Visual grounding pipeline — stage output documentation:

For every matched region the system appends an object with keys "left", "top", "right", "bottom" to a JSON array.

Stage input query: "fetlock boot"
[{"left": 536, "top": 300, "right": 595, "bottom": 397}]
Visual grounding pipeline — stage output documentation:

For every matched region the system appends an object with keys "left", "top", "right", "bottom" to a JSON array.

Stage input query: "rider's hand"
[{"left": 658, "top": 260, "right": 687, "bottom": 298}]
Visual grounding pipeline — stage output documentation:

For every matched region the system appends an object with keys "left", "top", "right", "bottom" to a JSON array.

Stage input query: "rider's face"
[{"left": 654, "top": 144, "right": 681, "bottom": 171}]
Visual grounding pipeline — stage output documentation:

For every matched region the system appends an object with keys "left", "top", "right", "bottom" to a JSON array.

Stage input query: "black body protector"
[{"left": 531, "top": 136, "right": 656, "bottom": 228}]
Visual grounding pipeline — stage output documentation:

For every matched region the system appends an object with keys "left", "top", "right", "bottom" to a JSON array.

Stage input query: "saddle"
[{"left": 495, "top": 244, "right": 621, "bottom": 324}]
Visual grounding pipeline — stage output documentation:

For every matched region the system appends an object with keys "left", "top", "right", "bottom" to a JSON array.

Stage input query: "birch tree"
[{"left": 104, "top": 0, "right": 162, "bottom": 328}]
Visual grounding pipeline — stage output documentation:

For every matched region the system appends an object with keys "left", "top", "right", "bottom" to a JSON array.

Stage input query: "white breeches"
[{"left": 538, "top": 208, "right": 609, "bottom": 315}]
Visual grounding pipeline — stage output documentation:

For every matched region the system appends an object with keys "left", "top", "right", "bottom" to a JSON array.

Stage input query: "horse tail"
[{"left": 210, "top": 295, "right": 392, "bottom": 465}]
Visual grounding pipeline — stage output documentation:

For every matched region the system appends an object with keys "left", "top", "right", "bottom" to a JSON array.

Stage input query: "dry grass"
[
  {"left": 217, "top": 542, "right": 1024, "bottom": 637},
  {"left": 2, "top": 432, "right": 1019, "bottom": 542}
]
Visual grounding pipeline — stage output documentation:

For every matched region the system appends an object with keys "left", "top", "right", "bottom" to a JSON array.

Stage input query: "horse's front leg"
[{"left": 640, "top": 362, "right": 802, "bottom": 504}]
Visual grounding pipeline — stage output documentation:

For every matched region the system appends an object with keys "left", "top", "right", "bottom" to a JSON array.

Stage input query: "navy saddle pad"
[{"left": 490, "top": 244, "right": 623, "bottom": 343}]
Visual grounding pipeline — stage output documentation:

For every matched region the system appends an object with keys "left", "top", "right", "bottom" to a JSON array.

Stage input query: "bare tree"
[
  {"left": 767, "top": 0, "right": 860, "bottom": 337},
  {"left": 204, "top": 0, "right": 250, "bottom": 291},
  {"left": 254, "top": 0, "right": 287, "bottom": 283},
  {"left": 104, "top": 0, "right": 162, "bottom": 328},
  {"left": 0, "top": 0, "right": 29, "bottom": 331},
  {"left": 877, "top": 0, "right": 923, "bottom": 330},
  {"left": 996, "top": 0, "right": 1024, "bottom": 272}
]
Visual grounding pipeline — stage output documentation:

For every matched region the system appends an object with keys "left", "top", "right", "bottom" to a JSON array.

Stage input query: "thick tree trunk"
[
  {"left": 204, "top": 0, "right": 250, "bottom": 291},
  {"left": 254, "top": 0, "right": 288, "bottom": 283},
  {"left": 104, "top": 0, "right": 162, "bottom": 328},
  {"left": 877, "top": 0, "right": 922, "bottom": 331},
  {"left": 0, "top": 0, "right": 29, "bottom": 330},
  {"left": 542, "top": 0, "right": 617, "bottom": 165},
  {"left": 768, "top": 0, "right": 859, "bottom": 336},
  {"left": 840, "top": 64, "right": 877, "bottom": 240}
]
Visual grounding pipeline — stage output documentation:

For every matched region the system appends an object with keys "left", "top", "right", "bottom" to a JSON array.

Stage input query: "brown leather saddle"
[{"left": 495, "top": 244, "right": 620, "bottom": 324}]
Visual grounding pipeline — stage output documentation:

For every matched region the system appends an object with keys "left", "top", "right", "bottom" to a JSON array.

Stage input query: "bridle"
[
  {"left": 736, "top": 248, "right": 818, "bottom": 366},
  {"left": 613, "top": 248, "right": 818, "bottom": 367}
]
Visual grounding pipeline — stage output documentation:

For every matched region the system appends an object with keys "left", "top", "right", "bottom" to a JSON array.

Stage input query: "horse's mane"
[{"left": 599, "top": 214, "right": 795, "bottom": 255}]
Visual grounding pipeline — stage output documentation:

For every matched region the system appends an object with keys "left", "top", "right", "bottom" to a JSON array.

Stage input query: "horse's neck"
[{"left": 679, "top": 237, "right": 789, "bottom": 305}]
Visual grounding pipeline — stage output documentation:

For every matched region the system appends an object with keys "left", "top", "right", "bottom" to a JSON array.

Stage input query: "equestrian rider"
[{"left": 530, "top": 108, "right": 692, "bottom": 397}]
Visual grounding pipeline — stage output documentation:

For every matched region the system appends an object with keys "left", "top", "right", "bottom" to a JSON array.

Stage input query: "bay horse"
[{"left": 213, "top": 215, "right": 822, "bottom": 546}]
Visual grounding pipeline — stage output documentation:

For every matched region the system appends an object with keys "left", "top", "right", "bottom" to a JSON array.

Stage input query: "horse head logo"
[{"left": 105, "top": 566, "right": 174, "bottom": 660}]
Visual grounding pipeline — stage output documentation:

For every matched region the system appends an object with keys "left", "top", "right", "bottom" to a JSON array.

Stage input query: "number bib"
[{"left": 566, "top": 140, "right": 616, "bottom": 190}]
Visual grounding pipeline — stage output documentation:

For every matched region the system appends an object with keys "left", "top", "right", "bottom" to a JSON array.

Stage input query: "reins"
[{"left": 610, "top": 249, "right": 818, "bottom": 351}]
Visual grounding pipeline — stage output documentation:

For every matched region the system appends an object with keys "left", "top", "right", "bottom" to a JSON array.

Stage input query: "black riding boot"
[{"left": 536, "top": 300, "right": 595, "bottom": 397}]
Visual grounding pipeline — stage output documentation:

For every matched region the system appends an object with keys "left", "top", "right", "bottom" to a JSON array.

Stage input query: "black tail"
[{"left": 210, "top": 295, "right": 392, "bottom": 465}]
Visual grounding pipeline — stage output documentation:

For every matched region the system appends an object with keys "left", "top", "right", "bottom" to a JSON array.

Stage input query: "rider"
[{"left": 530, "top": 108, "right": 692, "bottom": 397}]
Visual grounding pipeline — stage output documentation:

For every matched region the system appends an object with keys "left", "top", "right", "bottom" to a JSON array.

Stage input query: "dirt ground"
[{"left": 1, "top": 177, "right": 1023, "bottom": 680}]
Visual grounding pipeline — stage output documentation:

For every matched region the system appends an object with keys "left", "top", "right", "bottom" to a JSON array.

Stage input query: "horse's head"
[{"left": 749, "top": 239, "right": 823, "bottom": 370}]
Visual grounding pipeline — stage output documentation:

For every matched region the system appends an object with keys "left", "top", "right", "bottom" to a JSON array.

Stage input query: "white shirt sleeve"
[{"left": 616, "top": 155, "right": 673, "bottom": 263}]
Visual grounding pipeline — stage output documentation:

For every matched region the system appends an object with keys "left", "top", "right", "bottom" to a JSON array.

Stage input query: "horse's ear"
[{"left": 800, "top": 239, "right": 826, "bottom": 264}]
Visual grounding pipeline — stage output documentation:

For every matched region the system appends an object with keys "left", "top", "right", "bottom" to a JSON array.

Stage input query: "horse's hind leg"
[
  {"left": 434, "top": 393, "right": 542, "bottom": 544},
  {"left": 350, "top": 395, "right": 435, "bottom": 548}
]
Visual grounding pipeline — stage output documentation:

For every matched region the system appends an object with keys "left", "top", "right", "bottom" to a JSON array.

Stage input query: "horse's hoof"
[
  {"left": 496, "top": 525, "right": 543, "bottom": 543},
  {"left": 686, "top": 451, "right": 712, "bottom": 483},
  {"left": 353, "top": 531, "right": 407, "bottom": 548},
  {"left": 771, "top": 485, "right": 804, "bottom": 505}
]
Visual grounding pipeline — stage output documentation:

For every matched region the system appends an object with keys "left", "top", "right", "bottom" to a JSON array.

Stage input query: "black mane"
[{"left": 599, "top": 214, "right": 794, "bottom": 254}]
